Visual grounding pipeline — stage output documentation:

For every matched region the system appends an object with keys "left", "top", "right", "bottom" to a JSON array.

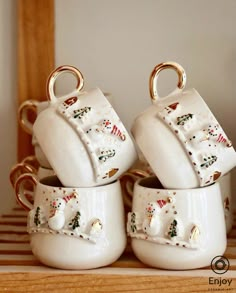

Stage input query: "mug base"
[
  {"left": 131, "top": 238, "right": 227, "bottom": 270},
  {"left": 30, "top": 233, "right": 126, "bottom": 270}
]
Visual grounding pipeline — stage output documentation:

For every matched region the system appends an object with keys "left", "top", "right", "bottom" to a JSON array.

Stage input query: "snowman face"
[
  {"left": 50, "top": 198, "right": 66, "bottom": 211},
  {"left": 145, "top": 202, "right": 159, "bottom": 217},
  {"left": 206, "top": 124, "right": 219, "bottom": 137}
]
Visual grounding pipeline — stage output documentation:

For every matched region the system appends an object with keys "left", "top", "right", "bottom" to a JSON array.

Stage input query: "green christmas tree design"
[
  {"left": 177, "top": 113, "right": 194, "bottom": 126},
  {"left": 98, "top": 149, "right": 116, "bottom": 162},
  {"left": 130, "top": 212, "right": 137, "bottom": 233},
  {"left": 200, "top": 155, "right": 217, "bottom": 168},
  {"left": 73, "top": 107, "right": 91, "bottom": 119},
  {"left": 69, "top": 211, "right": 81, "bottom": 230},
  {"left": 168, "top": 219, "right": 178, "bottom": 238},
  {"left": 34, "top": 207, "right": 41, "bottom": 227}
]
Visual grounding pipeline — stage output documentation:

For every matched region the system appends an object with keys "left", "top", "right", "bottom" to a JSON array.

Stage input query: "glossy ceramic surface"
[
  {"left": 132, "top": 62, "right": 236, "bottom": 188},
  {"left": 127, "top": 176, "right": 226, "bottom": 269},
  {"left": 34, "top": 69, "right": 137, "bottom": 187},
  {"left": 15, "top": 174, "right": 126, "bottom": 269}
]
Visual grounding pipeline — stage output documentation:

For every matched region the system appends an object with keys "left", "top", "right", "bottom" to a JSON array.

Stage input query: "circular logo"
[{"left": 211, "top": 256, "right": 230, "bottom": 274}]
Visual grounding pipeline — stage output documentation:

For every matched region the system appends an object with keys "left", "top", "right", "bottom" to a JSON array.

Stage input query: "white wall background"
[
  {"left": 55, "top": 0, "right": 236, "bottom": 193},
  {"left": 0, "top": 0, "right": 17, "bottom": 214}
]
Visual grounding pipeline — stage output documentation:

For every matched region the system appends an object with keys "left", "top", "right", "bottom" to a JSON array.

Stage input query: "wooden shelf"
[{"left": 0, "top": 206, "right": 235, "bottom": 292}]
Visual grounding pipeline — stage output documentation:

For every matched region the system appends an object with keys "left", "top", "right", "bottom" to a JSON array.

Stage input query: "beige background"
[
  {"left": 0, "top": 0, "right": 17, "bottom": 214},
  {"left": 55, "top": 0, "right": 236, "bottom": 194}
]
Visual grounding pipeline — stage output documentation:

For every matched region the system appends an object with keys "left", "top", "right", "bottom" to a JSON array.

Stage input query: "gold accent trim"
[
  {"left": 149, "top": 61, "right": 186, "bottom": 102},
  {"left": 189, "top": 225, "right": 200, "bottom": 241},
  {"left": 46, "top": 65, "right": 84, "bottom": 102},
  {"left": 22, "top": 155, "right": 40, "bottom": 170},
  {"left": 9, "top": 162, "right": 37, "bottom": 188},
  {"left": 14, "top": 173, "right": 38, "bottom": 211},
  {"left": 18, "top": 100, "right": 38, "bottom": 134}
]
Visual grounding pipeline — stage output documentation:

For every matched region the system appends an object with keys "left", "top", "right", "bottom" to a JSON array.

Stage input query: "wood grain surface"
[{"left": 17, "top": 0, "right": 54, "bottom": 161}]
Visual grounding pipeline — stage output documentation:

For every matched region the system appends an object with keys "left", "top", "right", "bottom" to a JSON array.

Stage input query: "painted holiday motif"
[
  {"left": 63, "top": 97, "right": 78, "bottom": 108},
  {"left": 167, "top": 219, "right": 178, "bottom": 239},
  {"left": 157, "top": 199, "right": 167, "bottom": 208},
  {"left": 98, "top": 149, "right": 116, "bottom": 162},
  {"left": 176, "top": 113, "right": 194, "bottom": 126},
  {"left": 102, "top": 168, "right": 119, "bottom": 179},
  {"left": 68, "top": 211, "right": 81, "bottom": 231},
  {"left": 34, "top": 207, "right": 42, "bottom": 227},
  {"left": 48, "top": 193, "right": 79, "bottom": 231},
  {"left": 127, "top": 210, "right": 200, "bottom": 249},
  {"left": 188, "top": 130, "right": 210, "bottom": 149},
  {"left": 89, "top": 219, "right": 103, "bottom": 237},
  {"left": 142, "top": 202, "right": 161, "bottom": 236},
  {"left": 157, "top": 102, "right": 235, "bottom": 187},
  {"left": 200, "top": 155, "right": 217, "bottom": 168},
  {"left": 73, "top": 106, "right": 92, "bottom": 120},
  {"left": 216, "top": 133, "right": 232, "bottom": 147},
  {"left": 206, "top": 124, "right": 219, "bottom": 137},
  {"left": 48, "top": 198, "right": 66, "bottom": 231},
  {"left": 189, "top": 225, "right": 200, "bottom": 242},
  {"left": 30, "top": 206, "right": 46, "bottom": 228},
  {"left": 164, "top": 102, "right": 180, "bottom": 114},
  {"left": 130, "top": 212, "right": 137, "bottom": 233},
  {"left": 111, "top": 124, "right": 126, "bottom": 141},
  {"left": 27, "top": 194, "right": 104, "bottom": 244},
  {"left": 86, "top": 119, "right": 126, "bottom": 141},
  {"left": 204, "top": 170, "right": 222, "bottom": 185}
]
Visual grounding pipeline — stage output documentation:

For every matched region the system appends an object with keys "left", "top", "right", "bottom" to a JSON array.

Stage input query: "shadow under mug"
[
  {"left": 14, "top": 174, "right": 126, "bottom": 269},
  {"left": 127, "top": 176, "right": 226, "bottom": 270}
]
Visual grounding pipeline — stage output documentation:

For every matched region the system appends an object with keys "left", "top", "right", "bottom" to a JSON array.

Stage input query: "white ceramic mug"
[
  {"left": 131, "top": 61, "right": 236, "bottom": 189},
  {"left": 34, "top": 65, "right": 137, "bottom": 187},
  {"left": 14, "top": 173, "right": 126, "bottom": 269},
  {"left": 219, "top": 172, "right": 233, "bottom": 234},
  {"left": 127, "top": 176, "right": 226, "bottom": 270},
  {"left": 18, "top": 100, "right": 51, "bottom": 169}
]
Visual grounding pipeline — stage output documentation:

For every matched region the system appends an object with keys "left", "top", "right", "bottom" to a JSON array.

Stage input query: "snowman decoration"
[
  {"left": 86, "top": 119, "right": 126, "bottom": 142},
  {"left": 48, "top": 194, "right": 77, "bottom": 231},
  {"left": 142, "top": 202, "right": 161, "bottom": 236}
]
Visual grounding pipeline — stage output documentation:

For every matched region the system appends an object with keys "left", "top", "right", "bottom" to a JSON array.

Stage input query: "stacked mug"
[
  {"left": 13, "top": 66, "right": 137, "bottom": 269},
  {"left": 126, "top": 61, "right": 236, "bottom": 270},
  {"left": 10, "top": 99, "right": 54, "bottom": 189}
]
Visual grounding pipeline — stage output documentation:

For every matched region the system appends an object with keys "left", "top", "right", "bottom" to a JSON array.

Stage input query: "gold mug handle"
[
  {"left": 149, "top": 61, "right": 187, "bottom": 102},
  {"left": 21, "top": 155, "right": 40, "bottom": 171},
  {"left": 18, "top": 100, "right": 39, "bottom": 135},
  {"left": 14, "top": 173, "right": 38, "bottom": 211},
  {"left": 9, "top": 162, "right": 37, "bottom": 188},
  {"left": 46, "top": 65, "right": 84, "bottom": 103},
  {"left": 120, "top": 169, "right": 149, "bottom": 209}
]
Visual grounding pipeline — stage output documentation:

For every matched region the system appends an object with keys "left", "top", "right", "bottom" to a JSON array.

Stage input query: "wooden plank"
[
  {"left": 0, "top": 273, "right": 234, "bottom": 293},
  {"left": 17, "top": 0, "right": 55, "bottom": 161}
]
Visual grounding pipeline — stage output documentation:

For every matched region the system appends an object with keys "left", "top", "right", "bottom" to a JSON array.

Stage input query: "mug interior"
[
  {"left": 40, "top": 175, "right": 64, "bottom": 187},
  {"left": 138, "top": 176, "right": 163, "bottom": 189},
  {"left": 40, "top": 175, "right": 118, "bottom": 188},
  {"left": 138, "top": 176, "right": 215, "bottom": 191}
]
